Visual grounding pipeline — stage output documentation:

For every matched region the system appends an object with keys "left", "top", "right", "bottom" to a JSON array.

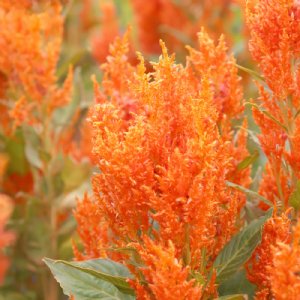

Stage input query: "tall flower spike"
[
  {"left": 129, "top": 237, "right": 202, "bottom": 300},
  {"left": 91, "top": 0, "right": 119, "bottom": 64},
  {"left": 246, "top": 0, "right": 300, "bottom": 211},
  {"left": 269, "top": 219, "right": 300, "bottom": 299},
  {"left": 0, "top": 0, "right": 73, "bottom": 128},
  {"left": 76, "top": 30, "right": 247, "bottom": 297},
  {"left": 246, "top": 213, "right": 291, "bottom": 299}
]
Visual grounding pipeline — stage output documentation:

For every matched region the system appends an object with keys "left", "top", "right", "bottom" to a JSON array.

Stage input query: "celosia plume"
[
  {"left": 75, "top": 30, "right": 249, "bottom": 298},
  {"left": 245, "top": 0, "right": 300, "bottom": 297},
  {"left": 0, "top": 0, "right": 73, "bottom": 129},
  {"left": 245, "top": 0, "right": 300, "bottom": 214},
  {"left": 269, "top": 219, "right": 300, "bottom": 299}
]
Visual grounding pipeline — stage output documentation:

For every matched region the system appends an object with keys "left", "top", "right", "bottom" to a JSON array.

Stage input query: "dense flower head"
[
  {"left": 246, "top": 0, "right": 300, "bottom": 211},
  {"left": 246, "top": 212, "right": 291, "bottom": 299},
  {"left": 0, "top": 0, "right": 73, "bottom": 130},
  {"left": 75, "top": 29, "right": 249, "bottom": 297},
  {"left": 129, "top": 237, "right": 203, "bottom": 300},
  {"left": 246, "top": 0, "right": 300, "bottom": 98},
  {"left": 91, "top": 0, "right": 119, "bottom": 64},
  {"left": 269, "top": 218, "right": 300, "bottom": 299}
]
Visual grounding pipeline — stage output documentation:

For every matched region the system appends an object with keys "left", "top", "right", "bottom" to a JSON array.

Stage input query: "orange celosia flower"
[
  {"left": 129, "top": 237, "right": 203, "bottom": 300},
  {"left": 246, "top": 0, "right": 300, "bottom": 209},
  {"left": 75, "top": 29, "right": 249, "bottom": 297},
  {"left": 0, "top": 0, "right": 73, "bottom": 128},
  {"left": 73, "top": 193, "right": 110, "bottom": 260},
  {"left": 246, "top": 213, "right": 291, "bottom": 299},
  {"left": 91, "top": 0, "right": 119, "bottom": 64},
  {"left": 269, "top": 219, "right": 300, "bottom": 299},
  {"left": 246, "top": 0, "right": 300, "bottom": 99}
]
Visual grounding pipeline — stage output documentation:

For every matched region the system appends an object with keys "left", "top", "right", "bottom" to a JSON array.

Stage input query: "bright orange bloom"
[
  {"left": 129, "top": 237, "right": 202, "bottom": 300},
  {"left": 246, "top": 0, "right": 300, "bottom": 99},
  {"left": 91, "top": 0, "right": 119, "bottom": 64},
  {"left": 246, "top": 0, "right": 300, "bottom": 209},
  {"left": 246, "top": 213, "right": 291, "bottom": 299},
  {"left": 75, "top": 30, "right": 248, "bottom": 297},
  {"left": 269, "top": 219, "right": 300, "bottom": 299},
  {"left": 73, "top": 193, "right": 110, "bottom": 260},
  {"left": 0, "top": 0, "right": 73, "bottom": 128}
]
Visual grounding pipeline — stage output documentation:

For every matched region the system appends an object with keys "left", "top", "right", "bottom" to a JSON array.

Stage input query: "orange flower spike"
[
  {"left": 0, "top": 2, "right": 62, "bottom": 100},
  {"left": 268, "top": 219, "right": 300, "bottom": 299},
  {"left": 91, "top": 115, "right": 155, "bottom": 239},
  {"left": 0, "top": 0, "right": 71, "bottom": 127},
  {"left": 80, "top": 0, "right": 93, "bottom": 31},
  {"left": 9, "top": 96, "right": 35, "bottom": 128},
  {"left": 91, "top": 0, "right": 119, "bottom": 64},
  {"left": 73, "top": 194, "right": 112, "bottom": 260},
  {"left": 130, "top": 237, "right": 202, "bottom": 300},
  {"left": 258, "top": 163, "right": 292, "bottom": 210},
  {"left": 246, "top": 0, "right": 300, "bottom": 99},
  {"left": 246, "top": 213, "right": 291, "bottom": 298},
  {"left": 78, "top": 31, "right": 246, "bottom": 296},
  {"left": 187, "top": 28, "right": 244, "bottom": 127},
  {"left": 101, "top": 30, "right": 136, "bottom": 97},
  {"left": 130, "top": 0, "right": 161, "bottom": 54},
  {"left": 47, "top": 66, "right": 73, "bottom": 114}
]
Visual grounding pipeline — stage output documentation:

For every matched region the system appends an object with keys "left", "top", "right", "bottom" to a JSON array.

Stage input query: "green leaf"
[
  {"left": 226, "top": 181, "right": 273, "bottom": 208},
  {"left": 235, "top": 64, "right": 264, "bottom": 82},
  {"left": 5, "top": 130, "right": 29, "bottom": 175},
  {"left": 23, "top": 126, "right": 43, "bottom": 169},
  {"left": 61, "top": 158, "right": 91, "bottom": 193},
  {"left": 218, "top": 269, "right": 255, "bottom": 299},
  {"left": 213, "top": 209, "right": 273, "bottom": 283},
  {"left": 289, "top": 181, "right": 300, "bottom": 211},
  {"left": 237, "top": 150, "right": 259, "bottom": 171},
  {"left": 214, "top": 294, "right": 248, "bottom": 300},
  {"left": 44, "top": 258, "right": 135, "bottom": 299}
]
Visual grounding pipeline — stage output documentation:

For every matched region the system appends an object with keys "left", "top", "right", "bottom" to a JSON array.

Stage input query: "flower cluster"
[
  {"left": 74, "top": 29, "right": 249, "bottom": 298},
  {"left": 245, "top": 0, "right": 300, "bottom": 298}
]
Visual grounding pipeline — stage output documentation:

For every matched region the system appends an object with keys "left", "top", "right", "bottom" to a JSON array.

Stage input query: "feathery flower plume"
[
  {"left": 246, "top": 0, "right": 300, "bottom": 209},
  {"left": 246, "top": 213, "right": 291, "bottom": 298},
  {"left": 0, "top": 0, "right": 73, "bottom": 129},
  {"left": 91, "top": 0, "right": 119, "bottom": 64},
  {"left": 75, "top": 29, "right": 248, "bottom": 298},
  {"left": 269, "top": 219, "right": 300, "bottom": 299}
]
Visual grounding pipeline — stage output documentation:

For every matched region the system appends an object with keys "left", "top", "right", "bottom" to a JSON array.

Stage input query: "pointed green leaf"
[
  {"left": 213, "top": 209, "right": 273, "bottom": 283},
  {"left": 214, "top": 294, "right": 248, "bottom": 300},
  {"left": 226, "top": 181, "right": 273, "bottom": 208},
  {"left": 289, "top": 181, "right": 300, "bottom": 211},
  {"left": 237, "top": 150, "right": 259, "bottom": 171},
  {"left": 23, "top": 126, "right": 43, "bottom": 169},
  {"left": 44, "top": 258, "right": 135, "bottom": 299},
  {"left": 235, "top": 64, "right": 264, "bottom": 82}
]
